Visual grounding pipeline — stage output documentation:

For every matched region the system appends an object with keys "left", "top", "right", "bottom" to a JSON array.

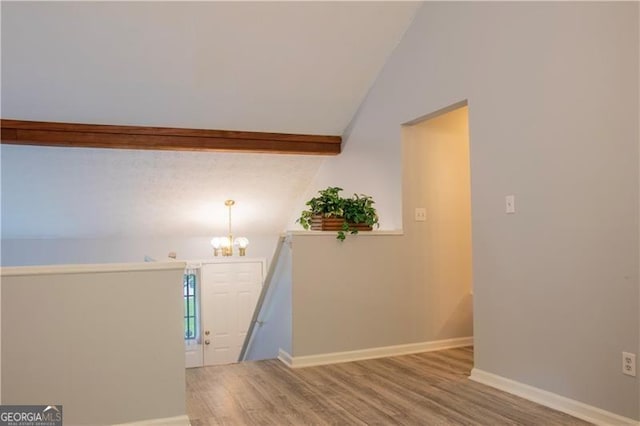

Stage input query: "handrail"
[{"left": 238, "top": 235, "right": 287, "bottom": 361}]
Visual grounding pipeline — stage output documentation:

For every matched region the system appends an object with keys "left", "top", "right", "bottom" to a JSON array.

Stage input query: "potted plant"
[{"left": 297, "top": 186, "right": 379, "bottom": 241}]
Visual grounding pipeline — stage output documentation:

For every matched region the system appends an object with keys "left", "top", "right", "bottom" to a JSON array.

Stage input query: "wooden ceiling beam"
[{"left": 0, "top": 119, "right": 341, "bottom": 155}]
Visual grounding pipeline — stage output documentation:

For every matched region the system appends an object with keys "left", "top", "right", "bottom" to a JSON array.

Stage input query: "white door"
[{"left": 201, "top": 262, "right": 262, "bottom": 366}]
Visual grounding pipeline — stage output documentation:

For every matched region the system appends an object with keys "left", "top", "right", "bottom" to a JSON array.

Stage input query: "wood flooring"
[{"left": 186, "top": 347, "right": 591, "bottom": 425}]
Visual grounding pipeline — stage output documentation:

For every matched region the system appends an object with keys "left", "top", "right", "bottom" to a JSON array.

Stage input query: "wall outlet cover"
[{"left": 622, "top": 352, "right": 636, "bottom": 377}]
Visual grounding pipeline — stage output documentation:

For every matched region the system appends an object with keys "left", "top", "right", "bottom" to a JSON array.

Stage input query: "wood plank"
[
  {"left": 186, "top": 347, "right": 592, "bottom": 425},
  {"left": 309, "top": 215, "right": 374, "bottom": 231},
  {"left": 0, "top": 119, "right": 341, "bottom": 155}
]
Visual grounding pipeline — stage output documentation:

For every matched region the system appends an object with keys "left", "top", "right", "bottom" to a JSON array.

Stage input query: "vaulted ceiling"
[
  {"left": 1, "top": 1, "right": 420, "bottom": 239},
  {"left": 2, "top": 1, "right": 419, "bottom": 134}
]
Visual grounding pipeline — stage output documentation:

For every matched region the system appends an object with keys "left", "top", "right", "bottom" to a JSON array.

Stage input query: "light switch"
[
  {"left": 415, "top": 208, "right": 426, "bottom": 222},
  {"left": 505, "top": 195, "right": 515, "bottom": 214}
]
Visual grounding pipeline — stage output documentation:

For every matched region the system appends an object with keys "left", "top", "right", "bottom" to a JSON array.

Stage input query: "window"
[{"left": 183, "top": 270, "right": 198, "bottom": 340}]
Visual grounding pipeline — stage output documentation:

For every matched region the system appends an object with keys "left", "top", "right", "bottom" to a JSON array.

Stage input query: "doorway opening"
[{"left": 402, "top": 101, "right": 474, "bottom": 363}]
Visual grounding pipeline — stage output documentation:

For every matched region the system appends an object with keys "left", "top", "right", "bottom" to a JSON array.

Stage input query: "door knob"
[
  {"left": 205, "top": 330, "right": 210, "bottom": 336},
  {"left": 205, "top": 340, "right": 211, "bottom": 345}
]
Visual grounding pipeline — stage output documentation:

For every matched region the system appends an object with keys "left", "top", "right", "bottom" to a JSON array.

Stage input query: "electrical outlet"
[
  {"left": 622, "top": 352, "right": 636, "bottom": 377},
  {"left": 415, "top": 208, "right": 426, "bottom": 222}
]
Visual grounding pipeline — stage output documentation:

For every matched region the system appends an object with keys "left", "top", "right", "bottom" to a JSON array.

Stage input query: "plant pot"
[{"left": 309, "top": 215, "right": 373, "bottom": 231}]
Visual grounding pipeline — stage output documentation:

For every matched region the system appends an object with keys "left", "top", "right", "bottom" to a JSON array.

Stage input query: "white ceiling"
[
  {"left": 1, "top": 1, "right": 419, "bottom": 134},
  {"left": 1, "top": 1, "right": 420, "bottom": 239}
]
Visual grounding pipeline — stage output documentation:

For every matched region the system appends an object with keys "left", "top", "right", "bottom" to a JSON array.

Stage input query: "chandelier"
[{"left": 210, "top": 199, "right": 249, "bottom": 256}]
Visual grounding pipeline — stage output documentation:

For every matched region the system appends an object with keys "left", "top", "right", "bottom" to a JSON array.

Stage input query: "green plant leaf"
[{"left": 298, "top": 186, "right": 379, "bottom": 241}]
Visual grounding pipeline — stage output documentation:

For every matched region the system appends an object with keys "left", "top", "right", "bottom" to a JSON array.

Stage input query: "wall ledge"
[
  {"left": 0, "top": 261, "right": 187, "bottom": 277},
  {"left": 278, "top": 336, "right": 472, "bottom": 368},
  {"left": 285, "top": 230, "right": 404, "bottom": 237},
  {"left": 469, "top": 368, "right": 640, "bottom": 426}
]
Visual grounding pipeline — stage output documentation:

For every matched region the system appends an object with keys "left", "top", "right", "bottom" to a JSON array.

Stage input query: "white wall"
[
  {"left": 308, "top": 2, "right": 639, "bottom": 420},
  {"left": 1, "top": 235, "right": 279, "bottom": 269},
  {"left": 1, "top": 262, "right": 187, "bottom": 425}
]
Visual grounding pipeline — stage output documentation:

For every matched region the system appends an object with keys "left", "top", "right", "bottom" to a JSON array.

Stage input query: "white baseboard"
[
  {"left": 278, "top": 336, "right": 473, "bottom": 368},
  {"left": 277, "top": 348, "right": 294, "bottom": 367},
  {"left": 113, "top": 414, "right": 191, "bottom": 426},
  {"left": 469, "top": 368, "right": 639, "bottom": 426}
]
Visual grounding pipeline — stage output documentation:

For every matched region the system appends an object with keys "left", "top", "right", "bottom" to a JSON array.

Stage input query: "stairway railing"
[{"left": 238, "top": 234, "right": 287, "bottom": 361}]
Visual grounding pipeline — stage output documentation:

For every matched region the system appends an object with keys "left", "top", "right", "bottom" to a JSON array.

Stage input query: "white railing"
[{"left": 239, "top": 235, "right": 289, "bottom": 361}]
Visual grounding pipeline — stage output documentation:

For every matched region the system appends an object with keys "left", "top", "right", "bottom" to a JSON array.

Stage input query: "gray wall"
[
  {"left": 290, "top": 233, "right": 472, "bottom": 357},
  {"left": 1, "top": 262, "right": 187, "bottom": 425},
  {"left": 306, "top": 2, "right": 640, "bottom": 420}
]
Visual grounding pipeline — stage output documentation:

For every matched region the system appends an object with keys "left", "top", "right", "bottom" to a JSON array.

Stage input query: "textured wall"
[
  {"left": 0, "top": 145, "right": 316, "bottom": 267},
  {"left": 1, "top": 235, "right": 279, "bottom": 268},
  {"left": 0, "top": 145, "right": 321, "bottom": 240}
]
